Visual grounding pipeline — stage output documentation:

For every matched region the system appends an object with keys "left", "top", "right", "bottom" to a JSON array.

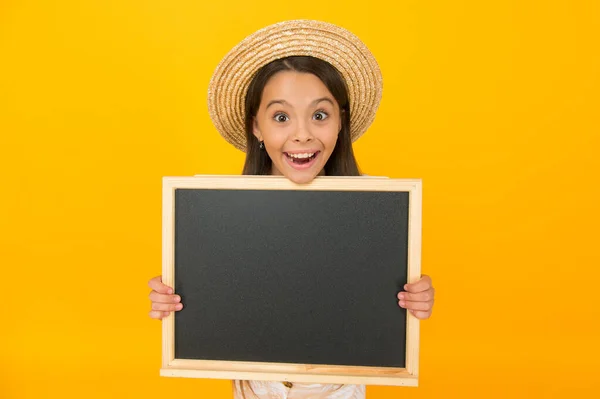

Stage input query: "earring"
[{"left": 259, "top": 140, "right": 265, "bottom": 150}]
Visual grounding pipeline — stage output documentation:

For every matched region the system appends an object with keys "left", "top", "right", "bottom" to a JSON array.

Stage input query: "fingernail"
[
  {"left": 404, "top": 284, "right": 408, "bottom": 290},
  {"left": 398, "top": 293, "right": 404, "bottom": 299},
  {"left": 176, "top": 303, "right": 183, "bottom": 310},
  {"left": 167, "top": 288, "right": 173, "bottom": 294},
  {"left": 174, "top": 295, "right": 181, "bottom": 303},
  {"left": 399, "top": 300, "right": 406, "bottom": 308}
]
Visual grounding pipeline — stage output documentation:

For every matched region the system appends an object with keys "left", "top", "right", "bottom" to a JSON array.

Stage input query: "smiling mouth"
[{"left": 285, "top": 151, "right": 319, "bottom": 165}]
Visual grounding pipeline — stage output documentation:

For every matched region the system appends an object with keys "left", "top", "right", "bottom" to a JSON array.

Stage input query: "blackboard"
[{"left": 160, "top": 176, "right": 422, "bottom": 386}]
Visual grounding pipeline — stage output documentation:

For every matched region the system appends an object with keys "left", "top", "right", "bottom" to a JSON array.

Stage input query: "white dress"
[{"left": 233, "top": 380, "right": 365, "bottom": 399}]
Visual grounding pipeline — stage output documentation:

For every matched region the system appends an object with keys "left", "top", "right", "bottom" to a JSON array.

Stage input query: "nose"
[{"left": 292, "top": 120, "right": 313, "bottom": 143}]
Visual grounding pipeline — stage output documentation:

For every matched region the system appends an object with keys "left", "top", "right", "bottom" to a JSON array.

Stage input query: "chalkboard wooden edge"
[
  {"left": 406, "top": 177, "right": 422, "bottom": 379},
  {"left": 163, "top": 175, "right": 420, "bottom": 191},
  {"left": 161, "top": 175, "right": 422, "bottom": 386},
  {"left": 159, "top": 365, "right": 418, "bottom": 387}
]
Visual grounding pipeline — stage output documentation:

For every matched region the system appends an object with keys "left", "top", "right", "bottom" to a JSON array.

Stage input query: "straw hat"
[{"left": 207, "top": 20, "right": 383, "bottom": 152}]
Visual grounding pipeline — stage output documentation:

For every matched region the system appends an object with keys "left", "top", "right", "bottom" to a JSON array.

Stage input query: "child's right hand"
[{"left": 148, "top": 275, "right": 183, "bottom": 319}]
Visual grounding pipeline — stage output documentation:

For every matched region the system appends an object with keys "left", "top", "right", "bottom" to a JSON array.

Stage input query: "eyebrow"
[{"left": 265, "top": 97, "right": 335, "bottom": 109}]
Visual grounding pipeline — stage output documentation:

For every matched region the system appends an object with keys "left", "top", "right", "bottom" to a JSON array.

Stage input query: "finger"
[
  {"left": 398, "top": 288, "right": 434, "bottom": 302},
  {"left": 149, "top": 310, "right": 171, "bottom": 320},
  {"left": 148, "top": 276, "right": 174, "bottom": 295},
  {"left": 398, "top": 299, "right": 433, "bottom": 312},
  {"left": 149, "top": 291, "right": 181, "bottom": 304},
  {"left": 151, "top": 302, "right": 184, "bottom": 312},
  {"left": 409, "top": 309, "right": 433, "bottom": 320},
  {"left": 404, "top": 275, "right": 432, "bottom": 293}
]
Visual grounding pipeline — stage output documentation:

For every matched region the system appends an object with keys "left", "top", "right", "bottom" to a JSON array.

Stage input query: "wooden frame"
[{"left": 160, "top": 175, "right": 422, "bottom": 386}]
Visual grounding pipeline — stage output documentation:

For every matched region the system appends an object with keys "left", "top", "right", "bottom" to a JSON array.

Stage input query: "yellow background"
[{"left": 1, "top": 1, "right": 599, "bottom": 398}]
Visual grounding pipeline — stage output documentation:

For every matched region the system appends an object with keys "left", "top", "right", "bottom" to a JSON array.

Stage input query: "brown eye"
[
  {"left": 313, "top": 111, "right": 328, "bottom": 121},
  {"left": 273, "top": 113, "right": 289, "bottom": 123}
]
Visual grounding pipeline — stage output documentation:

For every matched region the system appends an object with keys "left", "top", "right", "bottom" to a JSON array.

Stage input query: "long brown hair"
[{"left": 242, "top": 56, "right": 360, "bottom": 176}]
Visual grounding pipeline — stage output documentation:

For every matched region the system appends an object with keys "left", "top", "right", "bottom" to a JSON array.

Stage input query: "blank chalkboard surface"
[{"left": 161, "top": 176, "right": 422, "bottom": 386}]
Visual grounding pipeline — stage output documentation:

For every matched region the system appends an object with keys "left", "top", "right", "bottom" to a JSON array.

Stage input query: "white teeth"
[{"left": 288, "top": 152, "right": 315, "bottom": 159}]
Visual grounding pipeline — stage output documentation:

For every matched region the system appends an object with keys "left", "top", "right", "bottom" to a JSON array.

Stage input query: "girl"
[{"left": 148, "top": 20, "right": 435, "bottom": 399}]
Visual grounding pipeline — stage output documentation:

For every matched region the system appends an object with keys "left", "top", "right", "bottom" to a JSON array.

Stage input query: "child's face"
[{"left": 253, "top": 71, "right": 341, "bottom": 184}]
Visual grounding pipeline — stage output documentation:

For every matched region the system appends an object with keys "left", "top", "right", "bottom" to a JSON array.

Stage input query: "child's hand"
[
  {"left": 397, "top": 275, "right": 435, "bottom": 320},
  {"left": 148, "top": 275, "right": 183, "bottom": 319}
]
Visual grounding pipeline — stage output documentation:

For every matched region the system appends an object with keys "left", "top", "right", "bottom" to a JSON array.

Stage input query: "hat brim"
[{"left": 208, "top": 20, "right": 383, "bottom": 152}]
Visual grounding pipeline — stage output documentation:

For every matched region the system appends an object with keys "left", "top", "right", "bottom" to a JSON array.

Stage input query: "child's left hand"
[{"left": 397, "top": 275, "right": 435, "bottom": 320}]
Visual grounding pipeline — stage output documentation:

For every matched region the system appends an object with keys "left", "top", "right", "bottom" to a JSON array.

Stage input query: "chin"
[{"left": 276, "top": 153, "right": 326, "bottom": 185}]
